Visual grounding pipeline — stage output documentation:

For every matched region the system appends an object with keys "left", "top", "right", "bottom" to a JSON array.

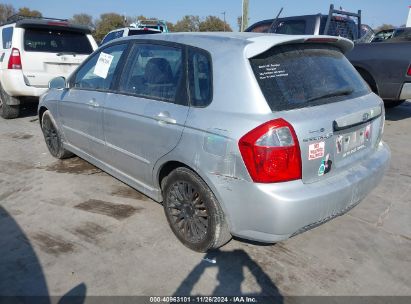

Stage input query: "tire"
[
  {"left": 41, "top": 110, "right": 73, "bottom": 159},
  {"left": 162, "top": 167, "right": 231, "bottom": 252},
  {"left": 0, "top": 85, "right": 20, "bottom": 119},
  {"left": 384, "top": 100, "right": 405, "bottom": 108}
]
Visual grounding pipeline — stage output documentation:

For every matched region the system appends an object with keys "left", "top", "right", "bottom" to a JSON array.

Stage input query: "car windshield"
[
  {"left": 249, "top": 44, "right": 370, "bottom": 111},
  {"left": 24, "top": 28, "right": 93, "bottom": 54}
]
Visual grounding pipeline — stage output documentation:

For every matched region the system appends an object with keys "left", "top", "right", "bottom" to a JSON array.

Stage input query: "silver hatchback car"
[{"left": 39, "top": 33, "right": 390, "bottom": 252}]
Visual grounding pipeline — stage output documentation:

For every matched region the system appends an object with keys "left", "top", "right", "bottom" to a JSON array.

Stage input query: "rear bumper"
[
  {"left": 0, "top": 70, "right": 47, "bottom": 102},
  {"left": 211, "top": 142, "right": 391, "bottom": 243},
  {"left": 399, "top": 83, "right": 411, "bottom": 100}
]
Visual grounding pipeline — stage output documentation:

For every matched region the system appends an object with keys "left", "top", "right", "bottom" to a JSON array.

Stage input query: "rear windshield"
[
  {"left": 250, "top": 44, "right": 370, "bottom": 111},
  {"left": 24, "top": 28, "right": 93, "bottom": 54}
]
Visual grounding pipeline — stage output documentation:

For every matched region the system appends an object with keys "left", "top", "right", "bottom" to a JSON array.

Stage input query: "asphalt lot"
[{"left": 0, "top": 101, "right": 410, "bottom": 299}]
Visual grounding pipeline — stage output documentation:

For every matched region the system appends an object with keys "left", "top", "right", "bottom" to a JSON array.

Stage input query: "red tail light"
[
  {"left": 8, "top": 48, "right": 22, "bottom": 70},
  {"left": 407, "top": 65, "right": 411, "bottom": 76},
  {"left": 239, "top": 119, "right": 302, "bottom": 183}
]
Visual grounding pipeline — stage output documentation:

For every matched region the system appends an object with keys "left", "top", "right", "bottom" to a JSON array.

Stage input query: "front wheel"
[
  {"left": 41, "top": 110, "right": 73, "bottom": 159},
  {"left": 162, "top": 167, "right": 231, "bottom": 252}
]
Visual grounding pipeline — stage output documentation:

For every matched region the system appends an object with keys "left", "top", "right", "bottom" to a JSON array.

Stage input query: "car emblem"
[{"left": 362, "top": 113, "right": 370, "bottom": 121}]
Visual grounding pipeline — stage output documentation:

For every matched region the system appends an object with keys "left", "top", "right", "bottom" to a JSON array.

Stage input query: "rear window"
[
  {"left": 250, "top": 44, "right": 370, "bottom": 111},
  {"left": 275, "top": 20, "right": 306, "bottom": 35},
  {"left": 101, "top": 30, "right": 124, "bottom": 45},
  {"left": 248, "top": 22, "right": 272, "bottom": 33},
  {"left": 24, "top": 28, "right": 93, "bottom": 54}
]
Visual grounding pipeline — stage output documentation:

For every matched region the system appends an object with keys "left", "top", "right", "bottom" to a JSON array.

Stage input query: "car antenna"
[{"left": 269, "top": 7, "right": 283, "bottom": 33}]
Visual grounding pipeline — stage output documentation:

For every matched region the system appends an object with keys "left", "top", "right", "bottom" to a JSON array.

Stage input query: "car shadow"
[
  {"left": 174, "top": 249, "right": 283, "bottom": 302},
  {"left": 385, "top": 100, "right": 411, "bottom": 121},
  {"left": 0, "top": 207, "right": 86, "bottom": 303},
  {"left": 19, "top": 102, "right": 39, "bottom": 118}
]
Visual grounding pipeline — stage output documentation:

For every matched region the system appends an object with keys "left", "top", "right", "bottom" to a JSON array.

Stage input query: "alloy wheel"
[
  {"left": 167, "top": 181, "right": 209, "bottom": 243},
  {"left": 42, "top": 117, "right": 60, "bottom": 156}
]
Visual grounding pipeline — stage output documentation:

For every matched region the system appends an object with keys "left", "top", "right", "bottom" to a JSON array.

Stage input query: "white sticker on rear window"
[
  {"left": 93, "top": 52, "right": 114, "bottom": 79},
  {"left": 256, "top": 64, "right": 288, "bottom": 80},
  {"left": 308, "top": 142, "right": 325, "bottom": 160}
]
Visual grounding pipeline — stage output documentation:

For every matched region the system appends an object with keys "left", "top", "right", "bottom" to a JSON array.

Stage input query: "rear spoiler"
[
  {"left": 15, "top": 19, "right": 92, "bottom": 34},
  {"left": 245, "top": 35, "right": 353, "bottom": 59}
]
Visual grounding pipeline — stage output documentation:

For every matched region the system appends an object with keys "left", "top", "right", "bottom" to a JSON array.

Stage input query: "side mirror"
[{"left": 48, "top": 76, "right": 66, "bottom": 89}]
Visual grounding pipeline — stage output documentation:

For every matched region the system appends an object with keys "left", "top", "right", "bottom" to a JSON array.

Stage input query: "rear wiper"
[
  {"left": 56, "top": 52, "right": 77, "bottom": 57},
  {"left": 306, "top": 88, "right": 354, "bottom": 103}
]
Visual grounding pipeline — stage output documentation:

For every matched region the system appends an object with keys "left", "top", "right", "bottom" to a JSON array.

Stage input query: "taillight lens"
[
  {"left": 8, "top": 48, "right": 22, "bottom": 70},
  {"left": 407, "top": 65, "right": 411, "bottom": 76},
  {"left": 239, "top": 118, "right": 302, "bottom": 183}
]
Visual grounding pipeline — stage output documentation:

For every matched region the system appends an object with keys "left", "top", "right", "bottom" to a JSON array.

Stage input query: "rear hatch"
[
  {"left": 19, "top": 26, "right": 94, "bottom": 87},
  {"left": 249, "top": 42, "right": 384, "bottom": 183}
]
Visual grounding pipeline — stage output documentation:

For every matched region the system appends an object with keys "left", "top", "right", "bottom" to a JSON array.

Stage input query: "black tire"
[
  {"left": 162, "top": 167, "right": 231, "bottom": 252},
  {"left": 384, "top": 100, "right": 405, "bottom": 108},
  {"left": 0, "top": 85, "right": 20, "bottom": 119},
  {"left": 41, "top": 110, "right": 73, "bottom": 159}
]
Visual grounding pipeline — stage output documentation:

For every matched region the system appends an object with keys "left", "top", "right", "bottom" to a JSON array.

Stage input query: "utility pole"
[
  {"left": 221, "top": 11, "right": 226, "bottom": 31},
  {"left": 407, "top": 6, "right": 411, "bottom": 27},
  {"left": 241, "top": 0, "right": 249, "bottom": 32}
]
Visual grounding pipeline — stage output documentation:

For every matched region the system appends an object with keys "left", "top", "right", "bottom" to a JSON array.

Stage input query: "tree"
[
  {"left": 18, "top": 7, "right": 42, "bottom": 18},
  {"left": 166, "top": 21, "right": 174, "bottom": 32},
  {"left": 70, "top": 14, "right": 94, "bottom": 28},
  {"left": 199, "top": 16, "right": 232, "bottom": 32},
  {"left": 374, "top": 24, "right": 395, "bottom": 32},
  {"left": 173, "top": 15, "right": 200, "bottom": 32},
  {"left": 94, "top": 13, "right": 125, "bottom": 42},
  {"left": 0, "top": 4, "right": 16, "bottom": 23}
]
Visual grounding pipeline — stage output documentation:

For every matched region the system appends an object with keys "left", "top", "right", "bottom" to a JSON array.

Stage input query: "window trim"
[
  {"left": 186, "top": 46, "right": 214, "bottom": 108},
  {"left": 116, "top": 39, "right": 189, "bottom": 106},
  {"left": 68, "top": 40, "right": 132, "bottom": 93}
]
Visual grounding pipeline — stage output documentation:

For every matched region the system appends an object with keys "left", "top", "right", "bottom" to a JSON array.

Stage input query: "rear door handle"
[
  {"left": 156, "top": 111, "right": 176, "bottom": 124},
  {"left": 87, "top": 99, "right": 99, "bottom": 108}
]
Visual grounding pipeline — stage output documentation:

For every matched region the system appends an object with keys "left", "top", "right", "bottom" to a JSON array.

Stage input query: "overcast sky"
[{"left": 7, "top": 0, "right": 411, "bottom": 29}]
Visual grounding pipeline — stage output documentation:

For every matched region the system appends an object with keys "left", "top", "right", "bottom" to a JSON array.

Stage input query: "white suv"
[{"left": 0, "top": 16, "right": 97, "bottom": 119}]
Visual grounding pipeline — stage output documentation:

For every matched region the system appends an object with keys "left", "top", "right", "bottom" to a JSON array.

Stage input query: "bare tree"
[
  {"left": 0, "top": 4, "right": 16, "bottom": 23},
  {"left": 199, "top": 16, "right": 232, "bottom": 32},
  {"left": 173, "top": 15, "right": 201, "bottom": 32},
  {"left": 70, "top": 14, "right": 94, "bottom": 28},
  {"left": 17, "top": 7, "right": 42, "bottom": 18}
]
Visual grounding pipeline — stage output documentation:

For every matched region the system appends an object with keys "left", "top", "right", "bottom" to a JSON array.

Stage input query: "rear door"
[
  {"left": 249, "top": 43, "right": 384, "bottom": 184},
  {"left": 103, "top": 42, "right": 189, "bottom": 187},
  {"left": 20, "top": 27, "right": 95, "bottom": 87}
]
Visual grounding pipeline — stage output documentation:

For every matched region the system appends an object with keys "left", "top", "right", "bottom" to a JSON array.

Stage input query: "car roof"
[{"left": 113, "top": 32, "right": 354, "bottom": 56}]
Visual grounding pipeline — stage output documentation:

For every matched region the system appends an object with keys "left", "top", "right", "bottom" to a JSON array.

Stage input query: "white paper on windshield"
[{"left": 93, "top": 52, "right": 114, "bottom": 79}]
